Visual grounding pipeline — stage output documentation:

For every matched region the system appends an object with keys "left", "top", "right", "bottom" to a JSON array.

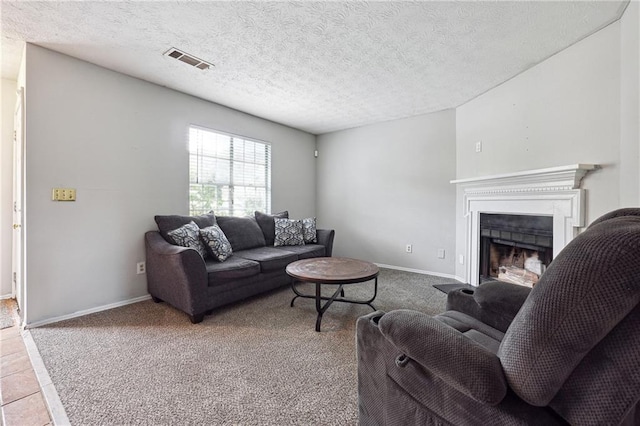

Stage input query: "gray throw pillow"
[
  {"left": 274, "top": 218, "right": 305, "bottom": 247},
  {"left": 166, "top": 221, "right": 207, "bottom": 258},
  {"left": 200, "top": 225, "right": 233, "bottom": 262},
  {"left": 216, "top": 216, "right": 266, "bottom": 251},
  {"left": 155, "top": 212, "right": 216, "bottom": 243},
  {"left": 302, "top": 217, "right": 317, "bottom": 243},
  {"left": 255, "top": 211, "right": 289, "bottom": 246}
]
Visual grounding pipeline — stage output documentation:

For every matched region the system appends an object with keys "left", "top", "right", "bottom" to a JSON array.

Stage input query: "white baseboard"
[
  {"left": 26, "top": 294, "right": 152, "bottom": 329},
  {"left": 455, "top": 275, "right": 471, "bottom": 285},
  {"left": 22, "top": 330, "right": 70, "bottom": 425},
  {"left": 375, "top": 263, "right": 462, "bottom": 282},
  {"left": 1, "top": 293, "right": 14, "bottom": 300}
]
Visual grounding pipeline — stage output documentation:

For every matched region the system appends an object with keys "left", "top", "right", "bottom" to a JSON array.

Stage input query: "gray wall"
[
  {"left": 23, "top": 45, "right": 316, "bottom": 325},
  {"left": 454, "top": 17, "right": 638, "bottom": 281},
  {"left": 1, "top": 79, "right": 17, "bottom": 297},
  {"left": 13, "top": 3, "right": 639, "bottom": 323},
  {"left": 456, "top": 22, "right": 621, "bottom": 218},
  {"left": 316, "top": 110, "right": 457, "bottom": 277},
  {"left": 620, "top": 1, "right": 640, "bottom": 207}
]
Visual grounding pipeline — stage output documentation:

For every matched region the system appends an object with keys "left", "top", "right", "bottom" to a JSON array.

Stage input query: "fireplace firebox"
[{"left": 479, "top": 213, "right": 553, "bottom": 287}]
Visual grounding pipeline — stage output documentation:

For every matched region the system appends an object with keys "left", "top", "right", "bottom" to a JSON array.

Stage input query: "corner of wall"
[{"left": 619, "top": 0, "right": 640, "bottom": 206}]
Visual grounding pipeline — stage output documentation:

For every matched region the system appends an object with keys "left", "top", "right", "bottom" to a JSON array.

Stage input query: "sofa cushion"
[
  {"left": 216, "top": 216, "right": 266, "bottom": 251},
  {"left": 205, "top": 256, "right": 260, "bottom": 285},
  {"left": 274, "top": 218, "right": 305, "bottom": 246},
  {"left": 166, "top": 221, "right": 207, "bottom": 258},
  {"left": 234, "top": 247, "right": 298, "bottom": 273},
  {"left": 275, "top": 244, "right": 325, "bottom": 259},
  {"left": 255, "top": 211, "right": 289, "bottom": 246},
  {"left": 302, "top": 217, "right": 318, "bottom": 243},
  {"left": 200, "top": 224, "right": 233, "bottom": 262},
  {"left": 155, "top": 212, "right": 216, "bottom": 242}
]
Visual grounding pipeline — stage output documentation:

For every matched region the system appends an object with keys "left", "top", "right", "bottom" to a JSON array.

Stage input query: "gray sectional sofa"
[{"left": 145, "top": 211, "right": 334, "bottom": 323}]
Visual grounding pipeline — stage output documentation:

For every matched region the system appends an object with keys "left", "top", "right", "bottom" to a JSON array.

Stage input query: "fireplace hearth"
[{"left": 479, "top": 213, "right": 553, "bottom": 286}]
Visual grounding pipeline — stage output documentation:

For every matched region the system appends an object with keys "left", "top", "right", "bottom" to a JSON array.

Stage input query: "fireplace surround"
[{"left": 451, "top": 164, "right": 598, "bottom": 286}]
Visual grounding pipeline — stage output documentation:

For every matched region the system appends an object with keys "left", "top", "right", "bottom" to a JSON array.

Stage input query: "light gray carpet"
[{"left": 30, "top": 269, "right": 456, "bottom": 425}]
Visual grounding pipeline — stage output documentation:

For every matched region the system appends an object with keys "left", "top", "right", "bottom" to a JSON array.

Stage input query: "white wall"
[
  {"left": 620, "top": 1, "right": 640, "bottom": 206},
  {"left": 23, "top": 45, "right": 316, "bottom": 325},
  {"left": 454, "top": 17, "right": 637, "bottom": 281},
  {"left": 316, "top": 110, "right": 457, "bottom": 278},
  {"left": 456, "top": 21, "right": 621, "bottom": 216},
  {"left": 1, "top": 79, "right": 17, "bottom": 297}
]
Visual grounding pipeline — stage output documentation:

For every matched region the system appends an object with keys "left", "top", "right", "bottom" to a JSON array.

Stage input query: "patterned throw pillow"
[
  {"left": 274, "top": 218, "right": 305, "bottom": 247},
  {"left": 200, "top": 225, "right": 233, "bottom": 262},
  {"left": 167, "top": 221, "right": 207, "bottom": 258},
  {"left": 302, "top": 217, "right": 317, "bottom": 243}
]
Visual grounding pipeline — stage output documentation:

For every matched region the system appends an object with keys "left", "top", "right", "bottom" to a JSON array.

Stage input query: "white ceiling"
[{"left": 1, "top": 1, "right": 628, "bottom": 135}]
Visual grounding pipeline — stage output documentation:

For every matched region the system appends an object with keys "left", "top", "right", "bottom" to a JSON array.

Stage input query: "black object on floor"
[{"left": 432, "top": 283, "right": 476, "bottom": 294}]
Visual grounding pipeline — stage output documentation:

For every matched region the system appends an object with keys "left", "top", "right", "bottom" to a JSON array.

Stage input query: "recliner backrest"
[
  {"left": 549, "top": 303, "right": 640, "bottom": 425},
  {"left": 498, "top": 209, "right": 640, "bottom": 421}
]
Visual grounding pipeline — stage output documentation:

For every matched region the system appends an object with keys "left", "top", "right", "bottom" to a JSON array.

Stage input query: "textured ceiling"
[{"left": 1, "top": 1, "right": 628, "bottom": 134}]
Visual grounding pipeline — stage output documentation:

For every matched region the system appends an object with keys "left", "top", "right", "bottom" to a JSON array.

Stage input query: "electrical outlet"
[
  {"left": 437, "top": 249, "right": 445, "bottom": 259},
  {"left": 136, "top": 262, "right": 146, "bottom": 274},
  {"left": 475, "top": 141, "right": 482, "bottom": 153},
  {"left": 406, "top": 244, "right": 412, "bottom": 253},
  {"left": 458, "top": 254, "right": 465, "bottom": 265}
]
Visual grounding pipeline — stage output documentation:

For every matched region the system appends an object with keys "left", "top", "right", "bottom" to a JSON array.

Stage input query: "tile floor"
[
  {"left": 0, "top": 325, "right": 51, "bottom": 426},
  {"left": 1, "top": 317, "right": 52, "bottom": 425}
]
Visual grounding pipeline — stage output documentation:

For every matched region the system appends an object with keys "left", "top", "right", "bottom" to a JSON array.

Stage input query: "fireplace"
[
  {"left": 479, "top": 213, "right": 553, "bottom": 286},
  {"left": 451, "top": 164, "right": 598, "bottom": 286}
]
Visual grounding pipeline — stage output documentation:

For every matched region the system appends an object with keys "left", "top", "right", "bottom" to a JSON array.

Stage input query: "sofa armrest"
[
  {"left": 446, "top": 281, "right": 531, "bottom": 332},
  {"left": 316, "top": 229, "right": 335, "bottom": 257},
  {"left": 378, "top": 309, "right": 507, "bottom": 405},
  {"left": 145, "top": 231, "right": 208, "bottom": 318}
]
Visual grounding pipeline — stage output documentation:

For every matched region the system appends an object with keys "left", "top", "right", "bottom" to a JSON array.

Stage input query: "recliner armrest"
[
  {"left": 447, "top": 281, "right": 531, "bottom": 332},
  {"left": 475, "top": 280, "right": 531, "bottom": 317},
  {"left": 379, "top": 309, "right": 507, "bottom": 405}
]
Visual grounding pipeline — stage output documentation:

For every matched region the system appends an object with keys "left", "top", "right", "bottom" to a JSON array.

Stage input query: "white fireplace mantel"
[{"left": 451, "top": 164, "right": 599, "bottom": 286}]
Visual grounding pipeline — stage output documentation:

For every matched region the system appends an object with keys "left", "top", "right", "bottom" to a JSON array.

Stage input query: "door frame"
[{"left": 12, "top": 86, "right": 25, "bottom": 325}]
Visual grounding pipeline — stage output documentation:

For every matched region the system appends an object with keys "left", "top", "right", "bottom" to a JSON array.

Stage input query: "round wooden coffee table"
[{"left": 286, "top": 257, "right": 379, "bottom": 331}]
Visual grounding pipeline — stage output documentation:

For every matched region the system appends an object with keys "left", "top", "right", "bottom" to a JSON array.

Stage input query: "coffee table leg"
[
  {"left": 290, "top": 278, "right": 307, "bottom": 307},
  {"left": 291, "top": 277, "right": 377, "bottom": 332},
  {"left": 315, "top": 283, "right": 323, "bottom": 332},
  {"left": 315, "top": 283, "right": 347, "bottom": 332}
]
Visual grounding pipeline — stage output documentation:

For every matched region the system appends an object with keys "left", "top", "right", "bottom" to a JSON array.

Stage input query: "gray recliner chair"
[{"left": 356, "top": 208, "right": 640, "bottom": 425}]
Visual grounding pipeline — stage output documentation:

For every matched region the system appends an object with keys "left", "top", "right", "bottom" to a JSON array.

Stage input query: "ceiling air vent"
[{"left": 164, "top": 48, "right": 214, "bottom": 70}]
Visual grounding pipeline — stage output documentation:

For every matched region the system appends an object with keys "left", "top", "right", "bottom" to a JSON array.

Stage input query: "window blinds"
[{"left": 189, "top": 126, "right": 271, "bottom": 217}]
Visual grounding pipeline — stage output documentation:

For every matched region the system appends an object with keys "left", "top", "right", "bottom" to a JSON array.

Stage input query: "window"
[{"left": 189, "top": 126, "right": 271, "bottom": 216}]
